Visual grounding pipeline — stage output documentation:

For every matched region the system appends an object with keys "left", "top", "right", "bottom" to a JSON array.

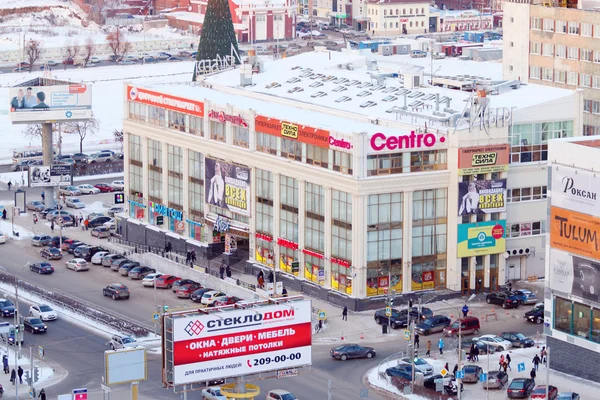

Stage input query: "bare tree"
[
  {"left": 25, "top": 39, "right": 42, "bottom": 73},
  {"left": 63, "top": 115, "right": 100, "bottom": 153},
  {"left": 113, "top": 129, "right": 124, "bottom": 152},
  {"left": 22, "top": 124, "right": 63, "bottom": 153},
  {"left": 106, "top": 27, "right": 132, "bottom": 61},
  {"left": 82, "top": 37, "right": 95, "bottom": 68},
  {"left": 63, "top": 39, "right": 80, "bottom": 70}
]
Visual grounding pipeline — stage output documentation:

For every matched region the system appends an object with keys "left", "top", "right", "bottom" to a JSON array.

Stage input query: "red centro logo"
[{"left": 370, "top": 131, "right": 445, "bottom": 151}]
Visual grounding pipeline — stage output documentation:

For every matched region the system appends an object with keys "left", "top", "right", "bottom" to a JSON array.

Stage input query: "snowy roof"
[
  {"left": 164, "top": 11, "right": 204, "bottom": 24},
  {"left": 232, "top": 0, "right": 288, "bottom": 6}
]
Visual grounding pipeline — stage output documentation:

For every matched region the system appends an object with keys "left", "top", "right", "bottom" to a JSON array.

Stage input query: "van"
[
  {"left": 410, "top": 50, "right": 427, "bottom": 58},
  {"left": 442, "top": 316, "right": 480, "bottom": 337}
]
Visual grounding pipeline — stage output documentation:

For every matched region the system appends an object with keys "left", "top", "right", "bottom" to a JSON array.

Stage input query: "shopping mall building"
[{"left": 120, "top": 49, "right": 583, "bottom": 309}]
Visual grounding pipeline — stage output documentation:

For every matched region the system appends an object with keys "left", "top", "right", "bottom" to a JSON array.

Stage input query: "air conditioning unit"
[{"left": 505, "top": 248, "right": 532, "bottom": 257}]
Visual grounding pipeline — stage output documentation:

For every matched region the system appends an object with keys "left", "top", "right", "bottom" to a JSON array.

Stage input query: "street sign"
[
  {"left": 276, "top": 368, "right": 298, "bottom": 379},
  {"left": 518, "top": 362, "right": 526, "bottom": 372},
  {"left": 152, "top": 313, "right": 160, "bottom": 322},
  {"left": 385, "top": 307, "right": 392, "bottom": 316},
  {"left": 440, "top": 368, "right": 448, "bottom": 377},
  {"left": 456, "top": 370, "right": 465, "bottom": 379},
  {"left": 318, "top": 311, "right": 326, "bottom": 320},
  {"left": 73, "top": 388, "right": 88, "bottom": 400},
  {"left": 404, "top": 330, "right": 410, "bottom": 340},
  {"left": 101, "top": 384, "right": 110, "bottom": 392},
  {"left": 480, "top": 372, "right": 487, "bottom": 382},
  {"left": 38, "top": 346, "right": 44, "bottom": 359}
]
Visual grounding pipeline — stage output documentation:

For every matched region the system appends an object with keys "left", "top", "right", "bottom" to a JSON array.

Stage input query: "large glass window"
[
  {"left": 256, "top": 169, "right": 275, "bottom": 268},
  {"left": 554, "top": 297, "right": 572, "bottom": 334},
  {"left": 188, "top": 151, "right": 204, "bottom": 240},
  {"left": 412, "top": 189, "right": 447, "bottom": 291},
  {"left": 367, "top": 151, "right": 447, "bottom": 175},
  {"left": 305, "top": 255, "right": 324, "bottom": 284},
  {"left": 332, "top": 190, "right": 352, "bottom": 295},
  {"left": 281, "top": 138, "right": 301, "bottom": 161},
  {"left": 510, "top": 121, "right": 574, "bottom": 163},
  {"left": 256, "top": 132, "right": 278, "bottom": 155},
  {"left": 148, "top": 139, "right": 162, "bottom": 168},
  {"left": 168, "top": 110, "right": 186, "bottom": 132},
  {"left": 129, "top": 163, "right": 143, "bottom": 198},
  {"left": 232, "top": 125, "right": 249, "bottom": 148},
  {"left": 279, "top": 175, "right": 299, "bottom": 275},
  {"left": 128, "top": 134, "right": 142, "bottom": 162},
  {"left": 305, "top": 183, "right": 325, "bottom": 252},
  {"left": 210, "top": 121, "right": 226, "bottom": 142},
  {"left": 189, "top": 116, "right": 204, "bottom": 136},
  {"left": 306, "top": 144, "right": 329, "bottom": 168},
  {"left": 367, "top": 193, "right": 403, "bottom": 296},
  {"left": 574, "top": 302, "right": 591, "bottom": 340},
  {"left": 148, "top": 139, "right": 163, "bottom": 203},
  {"left": 148, "top": 169, "right": 162, "bottom": 203},
  {"left": 332, "top": 150, "right": 352, "bottom": 175},
  {"left": 128, "top": 102, "right": 146, "bottom": 121},
  {"left": 168, "top": 145, "right": 183, "bottom": 209},
  {"left": 592, "top": 306, "right": 600, "bottom": 343},
  {"left": 148, "top": 106, "right": 165, "bottom": 127}
]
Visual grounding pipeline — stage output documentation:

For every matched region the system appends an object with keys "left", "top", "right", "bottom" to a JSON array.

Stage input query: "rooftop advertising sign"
[
  {"left": 551, "top": 166, "right": 600, "bottom": 217},
  {"left": 9, "top": 85, "right": 92, "bottom": 123},
  {"left": 127, "top": 85, "right": 204, "bottom": 117},
  {"left": 368, "top": 131, "right": 447, "bottom": 153},
  {"left": 168, "top": 301, "right": 312, "bottom": 384},
  {"left": 255, "top": 115, "right": 330, "bottom": 148},
  {"left": 457, "top": 220, "right": 506, "bottom": 257}
]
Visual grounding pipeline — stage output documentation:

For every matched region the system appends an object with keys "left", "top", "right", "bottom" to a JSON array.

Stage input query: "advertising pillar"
[{"left": 41, "top": 123, "right": 55, "bottom": 209}]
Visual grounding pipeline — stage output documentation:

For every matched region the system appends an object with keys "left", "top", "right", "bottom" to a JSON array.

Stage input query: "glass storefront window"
[
  {"left": 331, "top": 264, "right": 352, "bottom": 295},
  {"left": 592, "top": 307, "right": 600, "bottom": 343},
  {"left": 554, "top": 297, "right": 572, "bottom": 334},
  {"left": 305, "top": 255, "right": 324, "bottom": 284},
  {"left": 168, "top": 110, "right": 186, "bottom": 132},
  {"left": 148, "top": 106, "right": 165, "bottom": 127},
  {"left": 510, "top": 121, "right": 574, "bottom": 163},
  {"left": 256, "top": 169, "right": 274, "bottom": 268},
  {"left": 573, "top": 303, "right": 591, "bottom": 340},
  {"left": 279, "top": 247, "right": 298, "bottom": 276},
  {"left": 188, "top": 221, "right": 203, "bottom": 242}
]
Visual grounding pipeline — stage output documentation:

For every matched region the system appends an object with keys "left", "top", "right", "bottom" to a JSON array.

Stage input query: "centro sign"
[{"left": 370, "top": 131, "right": 446, "bottom": 152}]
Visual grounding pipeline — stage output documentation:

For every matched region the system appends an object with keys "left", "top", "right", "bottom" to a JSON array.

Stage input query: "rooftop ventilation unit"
[
  {"left": 408, "top": 91, "right": 424, "bottom": 98},
  {"left": 322, "top": 75, "right": 336, "bottom": 82},
  {"left": 397, "top": 89, "right": 410, "bottom": 95},
  {"left": 382, "top": 87, "right": 397, "bottom": 93},
  {"left": 422, "top": 94, "right": 436, "bottom": 101},
  {"left": 309, "top": 81, "right": 324, "bottom": 88},
  {"left": 357, "top": 91, "right": 372, "bottom": 97},
  {"left": 288, "top": 87, "right": 304, "bottom": 93},
  {"left": 286, "top": 77, "right": 301, "bottom": 84},
  {"left": 346, "top": 80, "right": 361, "bottom": 86},
  {"left": 358, "top": 82, "right": 372, "bottom": 89},
  {"left": 360, "top": 101, "right": 377, "bottom": 108},
  {"left": 265, "top": 82, "right": 281, "bottom": 89},
  {"left": 335, "top": 78, "right": 349, "bottom": 84},
  {"left": 346, "top": 63, "right": 354, "bottom": 71},
  {"left": 382, "top": 95, "right": 398, "bottom": 102},
  {"left": 371, "top": 85, "right": 386, "bottom": 91},
  {"left": 408, "top": 100, "right": 424, "bottom": 108},
  {"left": 311, "top": 91, "right": 327, "bottom": 98},
  {"left": 332, "top": 86, "right": 348, "bottom": 92},
  {"left": 335, "top": 96, "right": 352, "bottom": 103},
  {"left": 300, "top": 70, "right": 314, "bottom": 78},
  {"left": 310, "top": 73, "right": 325, "bottom": 80}
]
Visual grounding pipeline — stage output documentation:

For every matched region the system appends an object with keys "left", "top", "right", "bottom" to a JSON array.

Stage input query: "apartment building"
[{"left": 503, "top": 0, "right": 600, "bottom": 135}]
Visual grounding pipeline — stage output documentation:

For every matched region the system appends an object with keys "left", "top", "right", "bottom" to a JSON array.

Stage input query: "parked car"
[
  {"left": 49, "top": 236, "right": 69, "bottom": 247},
  {"left": 90, "top": 56, "right": 102, "bottom": 64},
  {"left": 142, "top": 273, "right": 163, "bottom": 287},
  {"left": 486, "top": 292, "right": 521, "bottom": 309},
  {"left": 27, "top": 201, "right": 45, "bottom": 212},
  {"left": 87, "top": 151, "right": 113, "bottom": 163},
  {"left": 110, "top": 258, "right": 129, "bottom": 271},
  {"left": 128, "top": 266, "right": 156, "bottom": 280},
  {"left": 265, "top": 390, "right": 297, "bottom": 400},
  {"left": 415, "top": 315, "right": 451, "bottom": 335},
  {"left": 191, "top": 288, "right": 215, "bottom": 302},
  {"left": 67, "top": 241, "right": 86, "bottom": 254},
  {"left": 40, "top": 247, "right": 62, "bottom": 260},
  {"left": 46, "top": 60, "right": 59, "bottom": 66},
  {"left": 102, "top": 254, "right": 123, "bottom": 267},
  {"left": 460, "top": 339, "right": 495, "bottom": 355},
  {"left": 40, "top": 208, "right": 57, "bottom": 219},
  {"left": 79, "top": 246, "right": 105, "bottom": 262},
  {"left": 91, "top": 251, "right": 110, "bottom": 264},
  {"left": 330, "top": 344, "right": 375, "bottom": 360},
  {"left": 524, "top": 304, "right": 544, "bottom": 324},
  {"left": 77, "top": 184, "right": 100, "bottom": 194},
  {"left": 119, "top": 262, "right": 140, "bottom": 276},
  {"left": 167, "top": 56, "right": 183, "bottom": 62},
  {"left": 65, "top": 197, "right": 85, "bottom": 209},
  {"left": 73, "top": 245, "right": 90, "bottom": 258},
  {"left": 47, "top": 210, "right": 73, "bottom": 222},
  {"left": 28, "top": 304, "right": 57, "bottom": 321},
  {"left": 386, "top": 364, "right": 419, "bottom": 379},
  {"left": 89, "top": 216, "right": 112, "bottom": 228},
  {"left": 176, "top": 283, "right": 203, "bottom": 298},
  {"left": 29, "top": 262, "right": 54, "bottom": 275},
  {"left": 156, "top": 275, "right": 182, "bottom": 289},
  {"left": 87, "top": 212, "right": 105, "bottom": 220},
  {"left": 108, "top": 206, "right": 124, "bottom": 217},
  {"left": 201, "top": 290, "right": 227, "bottom": 305},
  {"left": 32, "top": 235, "right": 53, "bottom": 247},
  {"left": 24, "top": 317, "right": 47, "bottom": 334},
  {"left": 500, "top": 332, "right": 535, "bottom": 348},
  {"left": 60, "top": 238, "right": 77, "bottom": 251},
  {"left": 66, "top": 258, "right": 89, "bottom": 271},
  {"left": 507, "top": 378, "right": 536, "bottom": 398},
  {"left": 213, "top": 296, "right": 242, "bottom": 306},
  {"left": 510, "top": 289, "right": 537, "bottom": 305},
  {"left": 91, "top": 226, "right": 110, "bottom": 238},
  {"left": 172, "top": 279, "right": 198, "bottom": 293},
  {"left": 200, "top": 387, "right": 227, "bottom": 400},
  {"left": 111, "top": 180, "right": 125, "bottom": 190},
  {"left": 103, "top": 284, "right": 130, "bottom": 300},
  {"left": 107, "top": 334, "right": 138, "bottom": 350},
  {"left": 0, "top": 299, "right": 16, "bottom": 317},
  {"left": 410, "top": 50, "right": 427, "bottom": 58},
  {"left": 400, "top": 357, "right": 433, "bottom": 376},
  {"left": 0, "top": 232, "right": 6, "bottom": 244},
  {"left": 531, "top": 385, "right": 558, "bottom": 400},
  {"left": 483, "top": 370, "right": 508, "bottom": 390},
  {"left": 443, "top": 317, "right": 480, "bottom": 337},
  {"left": 58, "top": 186, "right": 81, "bottom": 196},
  {"left": 473, "top": 335, "right": 513, "bottom": 351},
  {"left": 118, "top": 60, "right": 135, "bottom": 65},
  {"left": 557, "top": 393, "right": 580, "bottom": 400},
  {"left": 94, "top": 183, "right": 115, "bottom": 192},
  {"left": 462, "top": 365, "right": 483, "bottom": 383}
]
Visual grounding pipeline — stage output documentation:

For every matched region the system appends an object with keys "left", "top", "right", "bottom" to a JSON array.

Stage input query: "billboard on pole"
[
  {"left": 9, "top": 84, "right": 92, "bottom": 123},
  {"left": 164, "top": 300, "right": 312, "bottom": 385},
  {"left": 29, "top": 165, "right": 72, "bottom": 187},
  {"left": 104, "top": 348, "right": 147, "bottom": 386}
]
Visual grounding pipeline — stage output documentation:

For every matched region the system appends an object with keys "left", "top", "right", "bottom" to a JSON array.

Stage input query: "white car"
[
  {"left": 201, "top": 290, "right": 227, "bottom": 306},
  {"left": 65, "top": 197, "right": 85, "bottom": 209},
  {"left": 266, "top": 390, "right": 297, "bottom": 400},
  {"left": 104, "top": 219, "right": 116, "bottom": 230},
  {"left": 78, "top": 184, "right": 100, "bottom": 194},
  {"left": 66, "top": 258, "right": 89, "bottom": 272},
  {"left": 201, "top": 387, "right": 227, "bottom": 400},
  {"left": 474, "top": 334, "right": 513, "bottom": 351},
  {"left": 29, "top": 304, "right": 57, "bottom": 321},
  {"left": 90, "top": 56, "right": 102, "bottom": 63},
  {"left": 107, "top": 334, "right": 138, "bottom": 350},
  {"left": 0, "top": 232, "right": 6, "bottom": 244},
  {"left": 91, "top": 251, "right": 110, "bottom": 265},
  {"left": 111, "top": 180, "right": 124, "bottom": 191},
  {"left": 142, "top": 273, "right": 164, "bottom": 287}
]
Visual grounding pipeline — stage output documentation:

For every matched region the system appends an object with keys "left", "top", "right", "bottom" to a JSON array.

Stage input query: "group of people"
[
  {"left": 257, "top": 270, "right": 274, "bottom": 289},
  {"left": 467, "top": 342, "right": 480, "bottom": 362},
  {"left": 219, "top": 264, "right": 232, "bottom": 280},
  {"left": 498, "top": 353, "right": 512, "bottom": 373},
  {"left": 10, "top": 87, "right": 49, "bottom": 110},
  {"left": 3, "top": 355, "right": 46, "bottom": 398},
  {"left": 185, "top": 250, "right": 197, "bottom": 267}
]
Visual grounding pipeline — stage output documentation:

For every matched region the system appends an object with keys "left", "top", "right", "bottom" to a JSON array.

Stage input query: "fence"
[
  {"left": 73, "top": 160, "right": 124, "bottom": 177},
  {"left": 105, "top": 17, "right": 145, "bottom": 26}
]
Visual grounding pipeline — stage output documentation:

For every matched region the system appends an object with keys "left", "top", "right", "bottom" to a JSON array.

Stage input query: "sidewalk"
[{"left": 0, "top": 349, "right": 61, "bottom": 398}]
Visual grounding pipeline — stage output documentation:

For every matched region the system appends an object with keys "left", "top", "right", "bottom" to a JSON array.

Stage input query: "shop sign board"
[
  {"left": 551, "top": 166, "right": 600, "bottom": 216},
  {"left": 255, "top": 115, "right": 330, "bottom": 148},
  {"left": 457, "top": 220, "right": 506, "bottom": 257},
  {"left": 457, "top": 144, "right": 509, "bottom": 175},
  {"left": 368, "top": 131, "right": 447, "bottom": 153},
  {"left": 457, "top": 179, "right": 506, "bottom": 216},
  {"left": 549, "top": 248, "right": 600, "bottom": 302},
  {"left": 127, "top": 85, "right": 204, "bottom": 117},
  {"left": 550, "top": 206, "right": 600, "bottom": 260},
  {"left": 205, "top": 158, "right": 250, "bottom": 216}
]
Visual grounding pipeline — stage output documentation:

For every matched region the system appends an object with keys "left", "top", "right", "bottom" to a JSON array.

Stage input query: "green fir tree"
[{"left": 193, "top": 0, "right": 240, "bottom": 80}]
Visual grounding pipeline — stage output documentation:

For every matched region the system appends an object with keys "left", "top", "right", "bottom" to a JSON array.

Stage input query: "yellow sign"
[
  {"left": 457, "top": 220, "right": 506, "bottom": 257},
  {"left": 281, "top": 122, "right": 298, "bottom": 139}
]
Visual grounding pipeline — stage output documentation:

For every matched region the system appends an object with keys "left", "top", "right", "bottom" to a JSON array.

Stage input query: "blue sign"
[
  {"left": 153, "top": 313, "right": 160, "bottom": 322},
  {"left": 150, "top": 201, "right": 182, "bottom": 221},
  {"left": 480, "top": 373, "right": 487, "bottom": 382},
  {"left": 214, "top": 215, "right": 230, "bottom": 232},
  {"left": 518, "top": 362, "right": 526, "bottom": 372},
  {"left": 318, "top": 311, "right": 326, "bottom": 320},
  {"left": 456, "top": 370, "right": 464, "bottom": 379}
]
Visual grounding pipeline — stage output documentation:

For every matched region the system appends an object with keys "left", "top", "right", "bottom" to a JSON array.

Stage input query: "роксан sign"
[{"left": 551, "top": 166, "right": 599, "bottom": 217}]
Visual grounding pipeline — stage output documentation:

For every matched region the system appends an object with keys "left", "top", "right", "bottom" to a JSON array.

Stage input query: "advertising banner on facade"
[
  {"left": 204, "top": 158, "right": 250, "bottom": 216},
  {"left": 458, "top": 144, "right": 510, "bottom": 175},
  {"left": 168, "top": 300, "right": 312, "bottom": 384},
  {"left": 551, "top": 166, "right": 600, "bottom": 216},
  {"left": 368, "top": 131, "right": 447, "bottom": 154},
  {"left": 458, "top": 179, "right": 506, "bottom": 216},
  {"left": 550, "top": 249, "right": 600, "bottom": 302},
  {"left": 9, "top": 84, "right": 92, "bottom": 123},
  {"left": 550, "top": 207, "right": 600, "bottom": 260},
  {"left": 457, "top": 220, "right": 506, "bottom": 257},
  {"left": 29, "top": 165, "right": 72, "bottom": 187},
  {"left": 127, "top": 85, "right": 204, "bottom": 117},
  {"left": 255, "top": 115, "right": 330, "bottom": 148}
]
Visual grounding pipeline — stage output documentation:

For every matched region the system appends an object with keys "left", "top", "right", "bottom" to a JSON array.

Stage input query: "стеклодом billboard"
[
  {"left": 29, "top": 165, "right": 72, "bottom": 187},
  {"left": 166, "top": 300, "right": 312, "bottom": 384},
  {"left": 458, "top": 179, "right": 506, "bottom": 216},
  {"left": 205, "top": 158, "right": 250, "bottom": 216},
  {"left": 549, "top": 249, "right": 600, "bottom": 302},
  {"left": 550, "top": 206, "right": 600, "bottom": 260},
  {"left": 9, "top": 85, "right": 92, "bottom": 123},
  {"left": 458, "top": 144, "right": 509, "bottom": 176},
  {"left": 457, "top": 220, "right": 506, "bottom": 257},
  {"left": 551, "top": 166, "right": 600, "bottom": 217}
]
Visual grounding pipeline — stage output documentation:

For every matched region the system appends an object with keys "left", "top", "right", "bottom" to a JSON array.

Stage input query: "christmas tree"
[{"left": 193, "top": 0, "right": 241, "bottom": 80}]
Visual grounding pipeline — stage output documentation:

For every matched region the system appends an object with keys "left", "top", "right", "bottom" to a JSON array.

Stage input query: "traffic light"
[
  {"left": 34, "top": 367, "right": 39, "bottom": 383},
  {"left": 163, "top": 305, "right": 169, "bottom": 313},
  {"left": 389, "top": 298, "right": 394, "bottom": 306},
  {"left": 114, "top": 193, "right": 125, "bottom": 204}
]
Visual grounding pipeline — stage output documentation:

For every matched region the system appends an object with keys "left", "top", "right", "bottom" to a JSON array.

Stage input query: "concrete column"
[
  {"left": 273, "top": 173, "right": 281, "bottom": 272},
  {"left": 324, "top": 186, "right": 332, "bottom": 289},
  {"left": 41, "top": 123, "right": 54, "bottom": 208},
  {"left": 469, "top": 256, "right": 476, "bottom": 293},
  {"left": 297, "top": 179, "right": 306, "bottom": 281},
  {"left": 182, "top": 148, "right": 190, "bottom": 237},
  {"left": 248, "top": 166, "right": 257, "bottom": 261},
  {"left": 161, "top": 141, "right": 168, "bottom": 205},
  {"left": 484, "top": 254, "right": 491, "bottom": 291},
  {"left": 402, "top": 191, "right": 413, "bottom": 293},
  {"left": 353, "top": 194, "right": 367, "bottom": 298},
  {"left": 141, "top": 137, "right": 149, "bottom": 223}
]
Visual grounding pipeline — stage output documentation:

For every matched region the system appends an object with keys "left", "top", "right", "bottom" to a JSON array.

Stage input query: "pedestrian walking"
[
  {"left": 462, "top": 304, "right": 469, "bottom": 318},
  {"left": 84, "top": 219, "right": 89, "bottom": 230},
  {"left": 226, "top": 265, "right": 232, "bottom": 278},
  {"left": 10, "top": 368, "right": 15, "bottom": 385},
  {"left": 540, "top": 346, "right": 547, "bottom": 365},
  {"left": 342, "top": 306, "right": 348, "bottom": 321},
  {"left": 219, "top": 265, "right": 225, "bottom": 280},
  {"left": 282, "top": 287, "right": 288, "bottom": 297},
  {"left": 2, "top": 355, "right": 8, "bottom": 374},
  {"left": 414, "top": 333, "right": 420, "bottom": 348},
  {"left": 438, "top": 338, "right": 444, "bottom": 355},
  {"left": 506, "top": 353, "right": 512, "bottom": 371},
  {"left": 453, "top": 364, "right": 458, "bottom": 377},
  {"left": 474, "top": 345, "right": 479, "bottom": 361},
  {"left": 33, "top": 213, "right": 38, "bottom": 224},
  {"left": 499, "top": 354, "right": 505, "bottom": 369},
  {"left": 41, "top": 191, "right": 45, "bottom": 201},
  {"left": 502, "top": 360, "right": 508, "bottom": 373},
  {"left": 268, "top": 271, "right": 274, "bottom": 284},
  {"left": 7, "top": 181, "right": 11, "bottom": 191},
  {"left": 38, "top": 388, "right": 46, "bottom": 400},
  {"left": 191, "top": 250, "right": 196, "bottom": 263},
  {"left": 444, "top": 362, "right": 449, "bottom": 372},
  {"left": 530, "top": 367, "right": 536, "bottom": 383},
  {"left": 315, "top": 319, "right": 322, "bottom": 333},
  {"left": 186, "top": 251, "right": 191, "bottom": 265},
  {"left": 1, "top": 209, "right": 6, "bottom": 220},
  {"left": 50, "top": 221, "right": 54, "bottom": 232},
  {"left": 426, "top": 340, "right": 431, "bottom": 356},
  {"left": 17, "top": 366, "right": 23, "bottom": 384},
  {"left": 468, "top": 344, "right": 475, "bottom": 362},
  {"left": 532, "top": 354, "right": 541, "bottom": 371}
]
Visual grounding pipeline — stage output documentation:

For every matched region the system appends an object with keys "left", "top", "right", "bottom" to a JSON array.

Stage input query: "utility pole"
[
  {"left": 29, "top": 346, "right": 33, "bottom": 393},
  {"left": 327, "top": 379, "right": 332, "bottom": 400},
  {"left": 545, "top": 346, "right": 550, "bottom": 398},
  {"left": 14, "top": 280, "right": 19, "bottom": 399}
]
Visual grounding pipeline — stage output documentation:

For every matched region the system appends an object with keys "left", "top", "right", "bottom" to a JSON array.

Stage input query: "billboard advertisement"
[
  {"left": 457, "top": 220, "right": 506, "bottom": 257},
  {"left": 255, "top": 115, "right": 330, "bottom": 148},
  {"left": 9, "top": 84, "right": 92, "bottom": 123},
  {"left": 205, "top": 158, "right": 250, "bottom": 216},
  {"left": 551, "top": 166, "right": 600, "bottom": 217},
  {"left": 550, "top": 207, "right": 600, "bottom": 260},
  {"left": 550, "top": 249, "right": 600, "bottom": 302},
  {"left": 105, "top": 348, "right": 147, "bottom": 386},
  {"left": 458, "top": 144, "right": 510, "bottom": 175},
  {"left": 127, "top": 85, "right": 204, "bottom": 117},
  {"left": 166, "top": 300, "right": 312, "bottom": 385},
  {"left": 29, "top": 165, "right": 72, "bottom": 187},
  {"left": 458, "top": 179, "right": 506, "bottom": 216}
]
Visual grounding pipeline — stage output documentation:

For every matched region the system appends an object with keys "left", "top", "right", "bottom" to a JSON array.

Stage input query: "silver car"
[
  {"left": 400, "top": 357, "right": 433, "bottom": 376},
  {"left": 26, "top": 201, "right": 45, "bottom": 212},
  {"left": 31, "top": 235, "right": 52, "bottom": 247},
  {"left": 483, "top": 370, "right": 508, "bottom": 389},
  {"left": 65, "top": 198, "right": 85, "bottom": 209},
  {"left": 58, "top": 186, "right": 81, "bottom": 196}
]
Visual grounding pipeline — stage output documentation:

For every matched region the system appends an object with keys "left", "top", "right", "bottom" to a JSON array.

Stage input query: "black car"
[
  {"left": 40, "top": 208, "right": 57, "bottom": 219},
  {"left": 24, "top": 317, "right": 47, "bottom": 334},
  {"left": 49, "top": 236, "right": 69, "bottom": 247},
  {"left": 103, "top": 284, "right": 130, "bottom": 300},
  {"left": 415, "top": 315, "right": 451, "bottom": 335},
  {"left": 111, "top": 258, "right": 131, "bottom": 271},
  {"left": 486, "top": 292, "right": 520, "bottom": 309},
  {"left": 80, "top": 246, "right": 105, "bottom": 261},
  {"left": 30, "top": 262, "right": 54, "bottom": 274},
  {"left": 40, "top": 247, "right": 62, "bottom": 260},
  {"left": 0, "top": 299, "right": 16, "bottom": 317},
  {"left": 374, "top": 309, "right": 409, "bottom": 329},
  {"left": 73, "top": 245, "right": 91, "bottom": 258},
  {"left": 190, "top": 287, "right": 215, "bottom": 302},
  {"left": 67, "top": 241, "right": 86, "bottom": 254},
  {"left": 88, "top": 216, "right": 112, "bottom": 228},
  {"left": 330, "top": 344, "right": 375, "bottom": 360},
  {"left": 500, "top": 332, "right": 535, "bottom": 348},
  {"left": 172, "top": 279, "right": 198, "bottom": 293},
  {"left": 507, "top": 378, "right": 535, "bottom": 398},
  {"left": 524, "top": 304, "right": 544, "bottom": 324}
]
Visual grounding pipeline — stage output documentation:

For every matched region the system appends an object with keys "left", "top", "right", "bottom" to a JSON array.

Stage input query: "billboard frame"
[
  {"left": 104, "top": 347, "right": 147, "bottom": 386},
  {"left": 457, "top": 220, "right": 506, "bottom": 257},
  {"left": 29, "top": 164, "right": 73, "bottom": 187}
]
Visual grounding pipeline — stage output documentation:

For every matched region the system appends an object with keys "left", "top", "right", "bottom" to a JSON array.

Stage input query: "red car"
[
  {"left": 62, "top": 58, "right": 74, "bottom": 65},
  {"left": 213, "top": 296, "right": 242, "bottom": 307},
  {"left": 176, "top": 283, "right": 202, "bottom": 298},
  {"left": 155, "top": 275, "right": 181, "bottom": 289},
  {"left": 61, "top": 239, "right": 78, "bottom": 251},
  {"left": 531, "top": 385, "right": 558, "bottom": 400},
  {"left": 94, "top": 183, "right": 115, "bottom": 193}
]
